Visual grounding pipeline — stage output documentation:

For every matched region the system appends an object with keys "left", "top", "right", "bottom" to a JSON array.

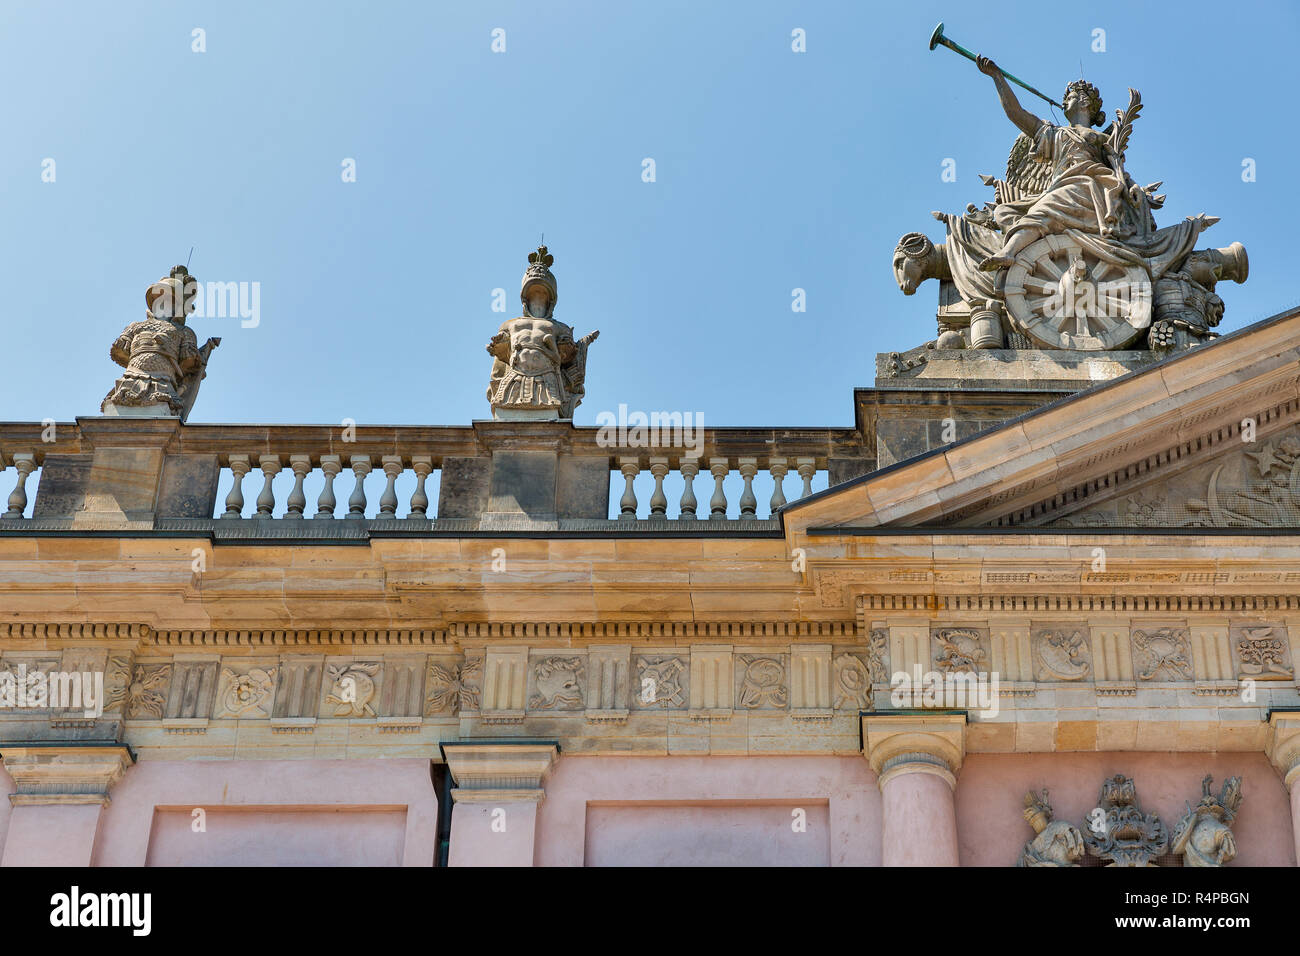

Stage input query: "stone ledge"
[{"left": 0, "top": 744, "right": 134, "bottom": 806}]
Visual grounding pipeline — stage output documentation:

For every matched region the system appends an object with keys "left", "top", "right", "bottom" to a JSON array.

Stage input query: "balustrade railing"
[{"left": 0, "top": 422, "right": 865, "bottom": 526}]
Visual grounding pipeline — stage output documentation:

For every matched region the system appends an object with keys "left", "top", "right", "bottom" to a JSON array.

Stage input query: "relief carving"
[
  {"left": 1171, "top": 775, "right": 1243, "bottom": 867},
  {"left": 324, "top": 662, "right": 380, "bottom": 717},
  {"left": 1131, "top": 626, "right": 1192, "bottom": 681},
  {"left": 1231, "top": 624, "right": 1293, "bottom": 680},
  {"left": 866, "top": 627, "right": 889, "bottom": 683},
  {"left": 932, "top": 627, "right": 989, "bottom": 675},
  {"left": 425, "top": 657, "right": 482, "bottom": 715},
  {"left": 737, "top": 655, "right": 788, "bottom": 709},
  {"left": 103, "top": 656, "right": 132, "bottom": 714},
  {"left": 832, "top": 653, "right": 872, "bottom": 711},
  {"left": 528, "top": 656, "right": 585, "bottom": 710},
  {"left": 216, "top": 665, "right": 277, "bottom": 719},
  {"left": 1033, "top": 627, "right": 1092, "bottom": 681},
  {"left": 1018, "top": 790, "right": 1084, "bottom": 867},
  {"left": 125, "top": 663, "right": 171, "bottom": 719},
  {"left": 634, "top": 656, "right": 686, "bottom": 709},
  {"left": 1083, "top": 774, "right": 1168, "bottom": 867}
]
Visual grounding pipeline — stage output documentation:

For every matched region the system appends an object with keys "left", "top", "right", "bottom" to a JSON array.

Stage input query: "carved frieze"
[
  {"left": 323, "top": 661, "right": 381, "bottom": 717},
  {"left": 832, "top": 653, "right": 872, "bottom": 711},
  {"left": 1229, "top": 624, "right": 1293, "bottom": 680},
  {"left": 932, "top": 626, "right": 989, "bottom": 675},
  {"left": 736, "top": 655, "right": 788, "bottom": 709},
  {"left": 1032, "top": 626, "right": 1092, "bottom": 681},
  {"left": 1131, "top": 626, "right": 1192, "bottom": 681},
  {"left": 124, "top": 662, "right": 171, "bottom": 719},
  {"left": 632, "top": 655, "right": 687, "bottom": 709},
  {"left": 215, "top": 662, "right": 277, "bottom": 719},
  {"left": 425, "top": 656, "right": 481, "bottom": 715},
  {"left": 528, "top": 656, "right": 585, "bottom": 710}
]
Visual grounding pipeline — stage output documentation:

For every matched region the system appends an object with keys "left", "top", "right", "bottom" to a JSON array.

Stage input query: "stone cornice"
[
  {"left": 0, "top": 744, "right": 134, "bottom": 806},
  {"left": 442, "top": 742, "right": 559, "bottom": 804}
]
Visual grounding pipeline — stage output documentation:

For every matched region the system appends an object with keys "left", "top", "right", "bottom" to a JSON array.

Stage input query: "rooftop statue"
[
  {"left": 894, "top": 24, "right": 1248, "bottom": 352},
  {"left": 486, "top": 246, "right": 599, "bottom": 420},
  {"left": 101, "top": 265, "right": 220, "bottom": 421}
]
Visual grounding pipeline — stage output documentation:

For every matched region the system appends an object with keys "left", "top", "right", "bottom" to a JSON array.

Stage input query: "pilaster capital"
[
  {"left": 1, "top": 744, "right": 135, "bottom": 806},
  {"left": 1267, "top": 711, "right": 1300, "bottom": 790},
  {"left": 862, "top": 714, "right": 966, "bottom": 790},
  {"left": 442, "top": 741, "right": 559, "bottom": 805}
]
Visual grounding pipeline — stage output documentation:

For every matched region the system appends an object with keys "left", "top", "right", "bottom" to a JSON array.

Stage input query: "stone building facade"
[{"left": 1, "top": 255, "right": 1299, "bottom": 866}]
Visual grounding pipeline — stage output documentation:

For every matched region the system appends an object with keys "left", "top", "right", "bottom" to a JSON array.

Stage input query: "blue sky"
[{"left": 1, "top": 0, "right": 1294, "bottom": 430}]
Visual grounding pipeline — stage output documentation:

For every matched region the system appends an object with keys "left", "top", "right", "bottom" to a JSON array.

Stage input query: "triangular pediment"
[{"left": 782, "top": 306, "right": 1300, "bottom": 538}]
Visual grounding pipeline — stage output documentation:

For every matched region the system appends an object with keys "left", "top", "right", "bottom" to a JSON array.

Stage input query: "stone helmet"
[
  {"left": 520, "top": 245, "right": 557, "bottom": 316},
  {"left": 146, "top": 265, "right": 199, "bottom": 322}
]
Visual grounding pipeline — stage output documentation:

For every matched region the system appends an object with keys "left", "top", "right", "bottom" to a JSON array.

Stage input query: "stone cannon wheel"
[{"left": 1000, "top": 234, "right": 1152, "bottom": 350}]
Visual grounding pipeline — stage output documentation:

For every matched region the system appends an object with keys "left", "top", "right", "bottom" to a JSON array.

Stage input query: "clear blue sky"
[{"left": 1, "top": 0, "right": 1294, "bottom": 429}]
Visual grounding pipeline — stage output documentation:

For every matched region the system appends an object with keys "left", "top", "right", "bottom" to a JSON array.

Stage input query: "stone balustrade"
[{"left": 0, "top": 420, "right": 871, "bottom": 527}]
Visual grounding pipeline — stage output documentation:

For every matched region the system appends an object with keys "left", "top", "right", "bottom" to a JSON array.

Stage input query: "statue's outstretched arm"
[{"left": 978, "top": 55, "right": 1042, "bottom": 138}]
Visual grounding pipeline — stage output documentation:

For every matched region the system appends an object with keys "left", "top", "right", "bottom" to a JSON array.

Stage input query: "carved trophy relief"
[
  {"left": 1032, "top": 627, "right": 1092, "bottom": 681},
  {"left": 1171, "top": 775, "right": 1243, "bottom": 867},
  {"left": 832, "top": 653, "right": 872, "bottom": 711},
  {"left": 215, "top": 664, "right": 277, "bottom": 719},
  {"left": 324, "top": 662, "right": 381, "bottom": 717},
  {"left": 633, "top": 656, "right": 687, "bottom": 709},
  {"left": 1131, "top": 626, "right": 1192, "bottom": 681},
  {"left": 932, "top": 627, "right": 989, "bottom": 675},
  {"left": 1018, "top": 790, "right": 1084, "bottom": 867},
  {"left": 425, "top": 657, "right": 482, "bottom": 716},
  {"left": 737, "top": 655, "right": 789, "bottom": 709},
  {"left": 528, "top": 656, "right": 585, "bottom": 710}
]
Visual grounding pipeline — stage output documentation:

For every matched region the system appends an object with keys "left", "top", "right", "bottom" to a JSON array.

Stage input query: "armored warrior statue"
[
  {"left": 897, "top": 28, "right": 1248, "bottom": 353},
  {"left": 486, "top": 246, "right": 599, "bottom": 420},
  {"left": 101, "top": 265, "right": 220, "bottom": 421},
  {"left": 1171, "top": 775, "right": 1243, "bottom": 867}
]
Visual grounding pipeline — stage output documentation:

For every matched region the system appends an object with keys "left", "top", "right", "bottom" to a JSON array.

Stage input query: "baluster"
[
  {"left": 379, "top": 456, "right": 403, "bottom": 519},
  {"left": 256, "top": 455, "right": 282, "bottom": 517},
  {"left": 409, "top": 456, "right": 432, "bottom": 518},
  {"left": 316, "top": 454, "right": 341, "bottom": 518},
  {"left": 796, "top": 457, "right": 816, "bottom": 499},
  {"left": 3, "top": 454, "right": 36, "bottom": 519},
  {"left": 222, "top": 455, "right": 251, "bottom": 519},
  {"left": 769, "top": 458, "right": 789, "bottom": 513},
  {"left": 678, "top": 460, "right": 699, "bottom": 520},
  {"left": 738, "top": 457, "right": 758, "bottom": 519},
  {"left": 618, "top": 458, "right": 639, "bottom": 521},
  {"left": 709, "top": 457, "right": 729, "bottom": 519},
  {"left": 346, "top": 455, "right": 371, "bottom": 519},
  {"left": 286, "top": 455, "right": 311, "bottom": 519},
  {"left": 648, "top": 457, "right": 669, "bottom": 517}
]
